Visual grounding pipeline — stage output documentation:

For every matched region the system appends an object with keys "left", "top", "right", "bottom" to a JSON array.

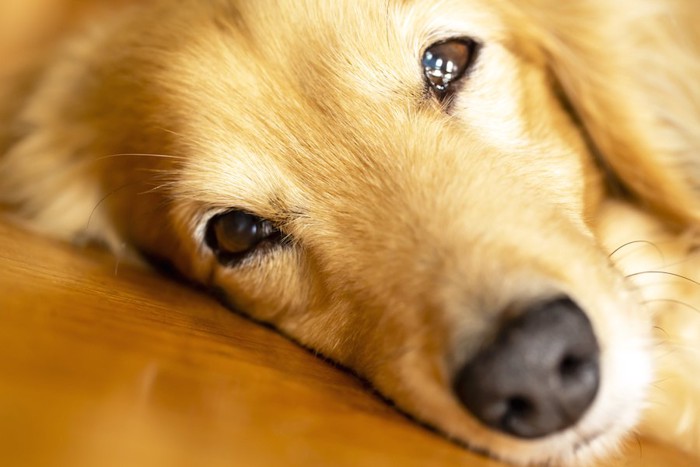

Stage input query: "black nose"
[{"left": 454, "top": 298, "right": 600, "bottom": 439}]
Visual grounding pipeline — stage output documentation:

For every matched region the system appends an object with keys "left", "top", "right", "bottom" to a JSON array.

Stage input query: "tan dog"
[{"left": 1, "top": 0, "right": 700, "bottom": 464}]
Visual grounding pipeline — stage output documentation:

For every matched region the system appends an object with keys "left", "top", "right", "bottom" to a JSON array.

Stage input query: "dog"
[{"left": 1, "top": 0, "right": 700, "bottom": 465}]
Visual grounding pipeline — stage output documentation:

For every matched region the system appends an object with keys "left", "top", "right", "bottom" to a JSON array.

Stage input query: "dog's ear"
[{"left": 514, "top": 1, "right": 700, "bottom": 229}]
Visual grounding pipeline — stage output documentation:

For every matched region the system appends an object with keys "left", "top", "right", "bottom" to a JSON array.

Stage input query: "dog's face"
[
  {"left": 9, "top": 0, "right": 689, "bottom": 464},
  {"left": 89, "top": 1, "right": 653, "bottom": 463}
]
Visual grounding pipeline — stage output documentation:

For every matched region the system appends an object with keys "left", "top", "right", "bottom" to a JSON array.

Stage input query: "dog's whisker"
[
  {"left": 642, "top": 298, "right": 700, "bottom": 314},
  {"left": 138, "top": 167, "right": 181, "bottom": 176},
  {"left": 626, "top": 270, "right": 700, "bottom": 287},
  {"left": 85, "top": 181, "right": 143, "bottom": 234},
  {"left": 609, "top": 240, "right": 664, "bottom": 262},
  {"left": 652, "top": 325, "right": 671, "bottom": 339},
  {"left": 653, "top": 253, "right": 700, "bottom": 271},
  {"left": 661, "top": 342, "right": 700, "bottom": 354},
  {"left": 112, "top": 242, "right": 129, "bottom": 276},
  {"left": 627, "top": 281, "right": 693, "bottom": 294},
  {"left": 94, "top": 152, "right": 187, "bottom": 162},
  {"left": 634, "top": 433, "right": 643, "bottom": 457},
  {"left": 155, "top": 126, "right": 197, "bottom": 144},
  {"left": 138, "top": 181, "right": 179, "bottom": 196},
  {"left": 85, "top": 178, "right": 178, "bottom": 237}
]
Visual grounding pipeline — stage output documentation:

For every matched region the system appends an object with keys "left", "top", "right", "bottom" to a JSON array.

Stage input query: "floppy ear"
[{"left": 514, "top": 1, "right": 700, "bottom": 229}]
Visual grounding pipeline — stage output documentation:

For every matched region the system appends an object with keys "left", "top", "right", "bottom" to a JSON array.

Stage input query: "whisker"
[
  {"left": 633, "top": 433, "right": 642, "bottom": 458},
  {"left": 142, "top": 191, "right": 181, "bottom": 213},
  {"left": 94, "top": 152, "right": 187, "bottom": 162},
  {"left": 85, "top": 178, "right": 176, "bottom": 234},
  {"left": 113, "top": 242, "right": 129, "bottom": 276},
  {"left": 156, "top": 126, "right": 191, "bottom": 141},
  {"left": 642, "top": 298, "right": 700, "bottom": 314},
  {"left": 651, "top": 253, "right": 700, "bottom": 271},
  {"left": 626, "top": 270, "right": 700, "bottom": 286},
  {"left": 609, "top": 240, "right": 663, "bottom": 261},
  {"left": 139, "top": 181, "right": 178, "bottom": 196},
  {"left": 139, "top": 167, "right": 181, "bottom": 176},
  {"left": 627, "top": 281, "right": 670, "bottom": 291},
  {"left": 85, "top": 181, "right": 143, "bottom": 234}
]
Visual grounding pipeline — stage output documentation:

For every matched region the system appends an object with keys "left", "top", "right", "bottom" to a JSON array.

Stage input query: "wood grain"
[{"left": 0, "top": 216, "right": 697, "bottom": 467}]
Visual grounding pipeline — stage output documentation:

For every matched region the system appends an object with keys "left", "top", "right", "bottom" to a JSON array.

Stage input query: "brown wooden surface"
[{"left": 0, "top": 215, "right": 696, "bottom": 467}]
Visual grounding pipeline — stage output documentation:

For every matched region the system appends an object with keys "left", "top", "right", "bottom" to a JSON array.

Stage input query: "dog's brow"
[{"left": 268, "top": 193, "right": 306, "bottom": 223}]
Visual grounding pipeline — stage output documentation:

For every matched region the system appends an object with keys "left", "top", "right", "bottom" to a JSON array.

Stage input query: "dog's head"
[{"left": 3, "top": 0, "right": 700, "bottom": 464}]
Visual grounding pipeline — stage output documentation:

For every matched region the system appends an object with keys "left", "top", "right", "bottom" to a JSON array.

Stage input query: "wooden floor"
[{"left": 0, "top": 215, "right": 696, "bottom": 467}]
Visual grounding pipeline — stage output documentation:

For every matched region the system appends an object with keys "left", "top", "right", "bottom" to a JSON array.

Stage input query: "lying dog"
[{"left": 1, "top": 0, "right": 699, "bottom": 464}]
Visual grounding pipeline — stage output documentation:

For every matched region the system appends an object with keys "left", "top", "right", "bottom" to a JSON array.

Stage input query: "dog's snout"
[{"left": 454, "top": 298, "right": 600, "bottom": 439}]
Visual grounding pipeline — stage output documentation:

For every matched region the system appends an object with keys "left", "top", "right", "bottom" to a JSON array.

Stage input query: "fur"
[{"left": 1, "top": 0, "right": 699, "bottom": 465}]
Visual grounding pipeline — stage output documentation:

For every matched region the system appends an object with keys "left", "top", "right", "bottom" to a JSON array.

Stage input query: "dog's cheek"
[
  {"left": 205, "top": 248, "right": 313, "bottom": 325},
  {"left": 208, "top": 252, "right": 451, "bottom": 384},
  {"left": 203, "top": 253, "right": 399, "bottom": 372},
  {"left": 451, "top": 42, "right": 598, "bottom": 221}
]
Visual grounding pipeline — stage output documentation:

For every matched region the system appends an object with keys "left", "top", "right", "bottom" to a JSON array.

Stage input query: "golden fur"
[{"left": 1, "top": 0, "right": 699, "bottom": 465}]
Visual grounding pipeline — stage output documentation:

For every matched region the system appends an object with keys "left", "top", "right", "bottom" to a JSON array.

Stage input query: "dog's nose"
[{"left": 454, "top": 298, "right": 600, "bottom": 439}]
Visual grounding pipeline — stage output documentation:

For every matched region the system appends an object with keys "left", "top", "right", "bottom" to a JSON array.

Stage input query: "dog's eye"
[
  {"left": 205, "top": 210, "right": 280, "bottom": 263},
  {"left": 422, "top": 39, "right": 478, "bottom": 96}
]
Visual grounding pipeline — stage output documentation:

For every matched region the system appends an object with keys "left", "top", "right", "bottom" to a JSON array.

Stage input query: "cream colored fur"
[
  {"left": 597, "top": 202, "right": 700, "bottom": 456},
  {"left": 1, "top": 0, "right": 699, "bottom": 465}
]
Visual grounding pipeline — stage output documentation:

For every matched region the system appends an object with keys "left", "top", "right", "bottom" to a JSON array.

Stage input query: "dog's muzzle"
[{"left": 454, "top": 298, "right": 600, "bottom": 439}]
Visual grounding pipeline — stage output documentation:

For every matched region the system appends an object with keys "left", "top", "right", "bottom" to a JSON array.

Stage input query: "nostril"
[
  {"left": 454, "top": 297, "right": 600, "bottom": 439},
  {"left": 559, "top": 355, "right": 583, "bottom": 380},
  {"left": 559, "top": 354, "right": 595, "bottom": 384},
  {"left": 506, "top": 396, "right": 533, "bottom": 420}
]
